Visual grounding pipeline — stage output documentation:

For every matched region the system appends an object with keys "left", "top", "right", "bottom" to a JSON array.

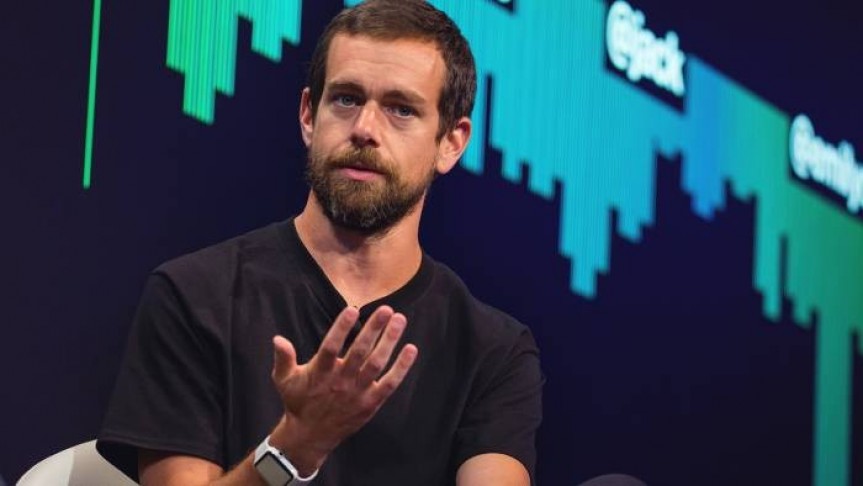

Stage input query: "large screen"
[{"left": 2, "top": 1, "right": 861, "bottom": 484}]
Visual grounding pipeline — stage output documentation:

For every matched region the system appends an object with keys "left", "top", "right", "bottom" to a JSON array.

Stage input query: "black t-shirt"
[{"left": 97, "top": 219, "right": 543, "bottom": 485}]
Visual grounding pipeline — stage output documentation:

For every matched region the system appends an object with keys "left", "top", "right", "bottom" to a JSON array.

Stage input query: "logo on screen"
[
  {"left": 790, "top": 114, "right": 863, "bottom": 216},
  {"left": 606, "top": 0, "right": 686, "bottom": 98}
]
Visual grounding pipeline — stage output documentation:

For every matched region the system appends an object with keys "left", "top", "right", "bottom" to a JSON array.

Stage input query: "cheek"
[
  {"left": 409, "top": 144, "right": 441, "bottom": 176},
  {"left": 309, "top": 127, "right": 342, "bottom": 154}
]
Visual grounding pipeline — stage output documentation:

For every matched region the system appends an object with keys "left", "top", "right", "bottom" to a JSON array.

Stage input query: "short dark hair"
[{"left": 306, "top": 0, "right": 477, "bottom": 140}]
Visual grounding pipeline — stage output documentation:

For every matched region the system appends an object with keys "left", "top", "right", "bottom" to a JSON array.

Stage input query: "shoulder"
[
  {"left": 154, "top": 220, "right": 290, "bottom": 293},
  {"left": 424, "top": 256, "right": 537, "bottom": 353}
]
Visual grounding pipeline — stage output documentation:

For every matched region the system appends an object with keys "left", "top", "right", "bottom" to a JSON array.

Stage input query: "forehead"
[{"left": 325, "top": 34, "right": 446, "bottom": 103}]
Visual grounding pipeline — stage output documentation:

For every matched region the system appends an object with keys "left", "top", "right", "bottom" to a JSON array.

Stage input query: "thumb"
[{"left": 272, "top": 335, "right": 298, "bottom": 382}]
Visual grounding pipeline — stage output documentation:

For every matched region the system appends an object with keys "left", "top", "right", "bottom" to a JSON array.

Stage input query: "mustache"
[{"left": 327, "top": 148, "right": 391, "bottom": 175}]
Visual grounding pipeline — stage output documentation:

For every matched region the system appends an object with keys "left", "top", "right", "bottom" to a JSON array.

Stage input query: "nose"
[{"left": 350, "top": 103, "right": 381, "bottom": 148}]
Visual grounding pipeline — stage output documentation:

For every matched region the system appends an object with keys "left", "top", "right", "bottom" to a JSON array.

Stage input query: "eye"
[
  {"left": 389, "top": 105, "right": 416, "bottom": 118},
  {"left": 333, "top": 94, "right": 358, "bottom": 107}
]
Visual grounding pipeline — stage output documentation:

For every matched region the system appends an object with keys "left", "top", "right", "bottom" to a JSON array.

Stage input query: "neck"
[{"left": 294, "top": 192, "right": 425, "bottom": 307}]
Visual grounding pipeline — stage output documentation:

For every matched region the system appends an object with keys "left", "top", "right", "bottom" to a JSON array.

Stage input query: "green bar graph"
[{"left": 82, "top": 0, "right": 102, "bottom": 189}]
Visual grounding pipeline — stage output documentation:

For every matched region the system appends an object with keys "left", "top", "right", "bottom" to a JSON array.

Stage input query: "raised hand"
[{"left": 268, "top": 305, "right": 418, "bottom": 475}]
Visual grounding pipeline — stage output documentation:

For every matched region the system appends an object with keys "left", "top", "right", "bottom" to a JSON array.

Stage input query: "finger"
[
  {"left": 372, "top": 343, "right": 418, "bottom": 402},
  {"left": 341, "top": 306, "right": 393, "bottom": 377},
  {"left": 272, "top": 335, "right": 298, "bottom": 383},
  {"left": 356, "top": 312, "right": 407, "bottom": 387},
  {"left": 316, "top": 306, "right": 360, "bottom": 372}
]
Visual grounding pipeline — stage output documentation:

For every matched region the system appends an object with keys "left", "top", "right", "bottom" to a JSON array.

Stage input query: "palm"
[{"left": 271, "top": 305, "right": 418, "bottom": 453}]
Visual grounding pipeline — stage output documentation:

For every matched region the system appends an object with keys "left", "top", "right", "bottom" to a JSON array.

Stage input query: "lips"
[
  {"left": 340, "top": 161, "right": 379, "bottom": 172},
  {"left": 337, "top": 165, "right": 383, "bottom": 181}
]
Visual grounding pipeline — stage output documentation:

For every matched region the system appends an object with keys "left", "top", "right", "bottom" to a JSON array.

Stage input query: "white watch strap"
[{"left": 254, "top": 435, "right": 319, "bottom": 485}]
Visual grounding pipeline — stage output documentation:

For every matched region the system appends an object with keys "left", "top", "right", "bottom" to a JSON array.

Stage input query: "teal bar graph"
[
  {"left": 166, "top": 0, "right": 303, "bottom": 124},
  {"left": 349, "top": 1, "right": 862, "bottom": 484}
]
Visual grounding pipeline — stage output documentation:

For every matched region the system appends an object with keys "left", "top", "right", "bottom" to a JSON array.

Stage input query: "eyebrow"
[{"left": 326, "top": 80, "right": 428, "bottom": 106}]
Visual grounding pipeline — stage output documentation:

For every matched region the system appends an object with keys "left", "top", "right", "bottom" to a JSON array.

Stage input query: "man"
[{"left": 97, "top": 1, "right": 543, "bottom": 484}]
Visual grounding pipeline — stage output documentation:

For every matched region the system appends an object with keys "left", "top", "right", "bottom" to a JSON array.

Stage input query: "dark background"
[{"left": 1, "top": 0, "right": 861, "bottom": 484}]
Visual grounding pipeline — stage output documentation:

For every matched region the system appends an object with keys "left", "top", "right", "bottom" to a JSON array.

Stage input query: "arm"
[
  {"left": 453, "top": 326, "right": 543, "bottom": 485},
  {"left": 139, "top": 305, "right": 417, "bottom": 485},
  {"left": 456, "top": 453, "right": 530, "bottom": 486}
]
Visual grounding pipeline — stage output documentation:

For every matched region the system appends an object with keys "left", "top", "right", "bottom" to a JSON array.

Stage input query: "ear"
[
  {"left": 299, "top": 87, "right": 314, "bottom": 147},
  {"left": 435, "top": 116, "right": 472, "bottom": 175}
]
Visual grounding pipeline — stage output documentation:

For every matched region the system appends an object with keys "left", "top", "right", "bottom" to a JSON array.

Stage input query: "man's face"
[{"left": 300, "top": 34, "right": 466, "bottom": 234}]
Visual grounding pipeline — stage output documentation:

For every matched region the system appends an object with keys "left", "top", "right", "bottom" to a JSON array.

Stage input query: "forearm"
[
  {"left": 138, "top": 449, "right": 261, "bottom": 486},
  {"left": 140, "top": 416, "right": 329, "bottom": 486},
  {"left": 211, "top": 455, "right": 267, "bottom": 486}
]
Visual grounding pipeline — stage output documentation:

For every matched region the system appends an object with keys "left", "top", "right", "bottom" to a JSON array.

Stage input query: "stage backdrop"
[{"left": 2, "top": 0, "right": 862, "bottom": 484}]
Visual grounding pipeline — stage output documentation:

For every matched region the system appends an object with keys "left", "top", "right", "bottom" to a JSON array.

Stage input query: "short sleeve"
[
  {"left": 97, "top": 272, "right": 225, "bottom": 481},
  {"left": 453, "top": 327, "right": 544, "bottom": 481}
]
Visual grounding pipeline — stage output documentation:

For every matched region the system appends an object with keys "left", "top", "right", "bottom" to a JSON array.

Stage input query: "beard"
[{"left": 305, "top": 146, "right": 435, "bottom": 235}]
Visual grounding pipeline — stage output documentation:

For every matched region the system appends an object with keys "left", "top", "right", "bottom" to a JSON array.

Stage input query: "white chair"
[{"left": 17, "top": 440, "right": 136, "bottom": 485}]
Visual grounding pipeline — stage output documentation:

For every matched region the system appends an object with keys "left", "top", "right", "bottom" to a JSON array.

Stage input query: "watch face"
[{"left": 256, "top": 452, "right": 296, "bottom": 486}]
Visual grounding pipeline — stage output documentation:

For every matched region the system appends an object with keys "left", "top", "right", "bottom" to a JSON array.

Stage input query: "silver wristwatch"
[{"left": 253, "top": 435, "right": 318, "bottom": 486}]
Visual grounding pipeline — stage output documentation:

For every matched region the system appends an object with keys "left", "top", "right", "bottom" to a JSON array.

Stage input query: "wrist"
[
  {"left": 254, "top": 435, "right": 318, "bottom": 486},
  {"left": 268, "top": 414, "right": 331, "bottom": 477}
]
